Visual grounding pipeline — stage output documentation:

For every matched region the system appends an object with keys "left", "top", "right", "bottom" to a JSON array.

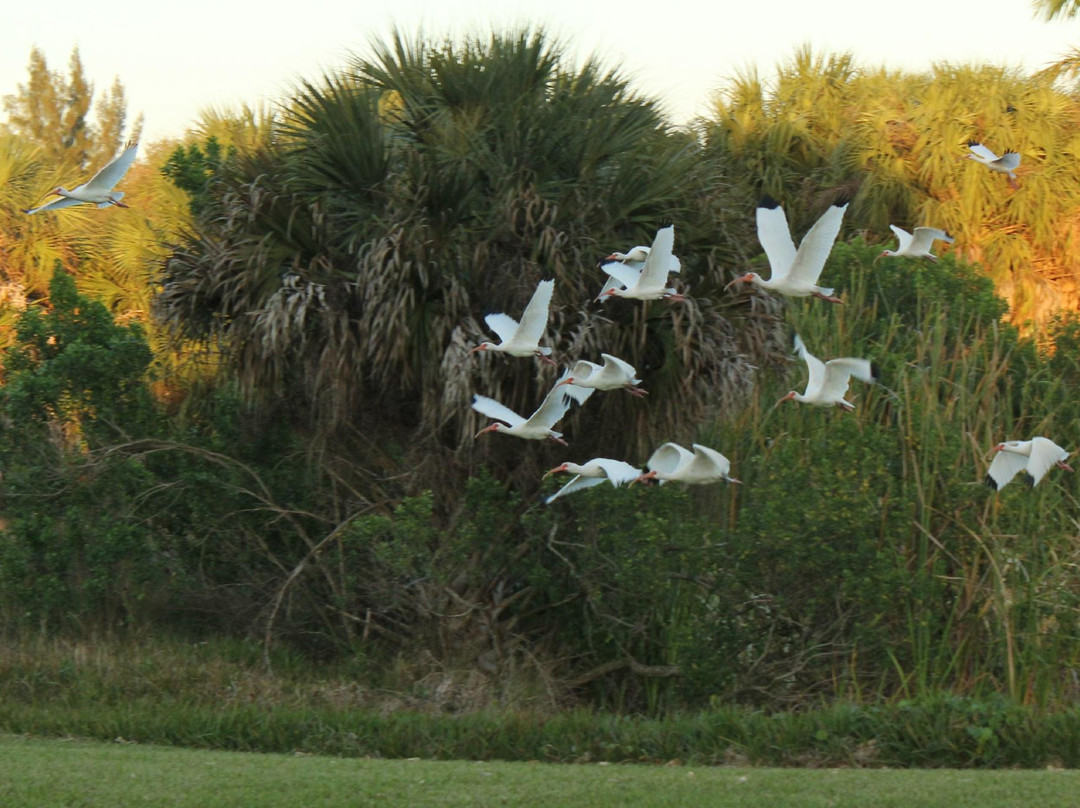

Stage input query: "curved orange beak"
[
  {"left": 775, "top": 391, "right": 797, "bottom": 407},
  {"left": 724, "top": 273, "right": 752, "bottom": 292}
]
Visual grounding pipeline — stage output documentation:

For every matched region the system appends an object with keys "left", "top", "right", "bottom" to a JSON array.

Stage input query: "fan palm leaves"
[
  {"left": 158, "top": 28, "right": 768, "bottom": 490},
  {"left": 1032, "top": 0, "right": 1080, "bottom": 20}
]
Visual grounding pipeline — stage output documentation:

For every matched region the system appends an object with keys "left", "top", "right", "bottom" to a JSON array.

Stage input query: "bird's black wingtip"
[
  {"left": 966, "top": 139, "right": 981, "bottom": 147},
  {"left": 659, "top": 219, "right": 674, "bottom": 230},
  {"left": 870, "top": 362, "right": 881, "bottom": 382},
  {"left": 1023, "top": 472, "right": 1036, "bottom": 489},
  {"left": 833, "top": 193, "right": 852, "bottom": 208},
  {"left": 984, "top": 474, "right": 998, "bottom": 491},
  {"left": 758, "top": 195, "right": 781, "bottom": 210}
]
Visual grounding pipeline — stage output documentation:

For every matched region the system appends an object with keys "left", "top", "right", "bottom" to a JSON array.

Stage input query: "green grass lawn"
[{"left": 2, "top": 734, "right": 1078, "bottom": 808}]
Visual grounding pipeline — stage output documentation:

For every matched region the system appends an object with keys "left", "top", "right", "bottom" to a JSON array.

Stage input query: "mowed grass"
[{"left": 3, "top": 735, "right": 1079, "bottom": 808}]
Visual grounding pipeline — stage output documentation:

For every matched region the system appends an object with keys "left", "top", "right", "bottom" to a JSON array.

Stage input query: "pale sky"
[{"left": 2, "top": 0, "right": 1077, "bottom": 144}]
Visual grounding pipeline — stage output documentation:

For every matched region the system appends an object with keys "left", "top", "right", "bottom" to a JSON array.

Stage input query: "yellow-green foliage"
[{"left": 708, "top": 49, "right": 1080, "bottom": 327}]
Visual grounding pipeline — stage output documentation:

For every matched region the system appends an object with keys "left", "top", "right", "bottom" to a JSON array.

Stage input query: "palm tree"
[{"left": 158, "top": 28, "right": 773, "bottom": 496}]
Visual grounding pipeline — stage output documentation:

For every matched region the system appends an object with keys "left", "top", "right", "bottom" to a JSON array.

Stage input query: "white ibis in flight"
[
  {"left": 471, "top": 279, "right": 556, "bottom": 365},
  {"left": 985, "top": 437, "right": 1073, "bottom": 491},
  {"left": 877, "top": 225, "right": 954, "bottom": 262},
  {"left": 780, "top": 335, "right": 878, "bottom": 411},
  {"left": 635, "top": 442, "right": 740, "bottom": 486},
  {"left": 966, "top": 141, "right": 1020, "bottom": 188},
  {"left": 725, "top": 197, "right": 848, "bottom": 303},
  {"left": 557, "top": 353, "right": 646, "bottom": 397},
  {"left": 597, "top": 224, "right": 684, "bottom": 302},
  {"left": 472, "top": 373, "right": 593, "bottom": 446},
  {"left": 542, "top": 457, "right": 643, "bottom": 504},
  {"left": 23, "top": 141, "right": 139, "bottom": 214}
]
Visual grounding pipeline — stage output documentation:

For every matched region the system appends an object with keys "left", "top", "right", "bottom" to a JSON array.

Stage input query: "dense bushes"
[{"left": 4, "top": 244, "right": 1080, "bottom": 714}]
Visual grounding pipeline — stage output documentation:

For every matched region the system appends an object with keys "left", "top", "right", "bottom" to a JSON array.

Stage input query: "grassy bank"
[
  {"left": 3, "top": 734, "right": 1079, "bottom": 808},
  {"left": 3, "top": 635, "right": 1080, "bottom": 768}
]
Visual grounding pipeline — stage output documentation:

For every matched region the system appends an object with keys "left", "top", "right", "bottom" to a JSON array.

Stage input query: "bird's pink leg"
[
  {"left": 812, "top": 291, "right": 843, "bottom": 304},
  {"left": 625, "top": 386, "right": 649, "bottom": 398},
  {"left": 548, "top": 435, "right": 569, "bottom": 447},
  {"left": 113, "top": 200, "right": 130, "bottom": 208},
  {"left": 537, "top": 353, "right": 558, "bottom": 367}
]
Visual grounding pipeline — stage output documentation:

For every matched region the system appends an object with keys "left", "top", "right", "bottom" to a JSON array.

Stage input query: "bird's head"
[
  {"left": 543, "top": 463, "right": 570, "bottom": 479},
  {"left": 873, "top": 250, "right": 894, "bottom": 265},
  {"left": 470, "top": 343, "right": 494, "bottom": 354},
  {"left": 599, "top": 288, "right": 622, "bottom": 301},
  {"left": 555, "top": 376, "right": 576, "bottom": 388},
  {"left": 777, "top": 391, "right": 798, "bottom": 406},
  {"left": 52, "top": 187, "right": 67, "bottom": 197},
  {"left": 604, "top": 246, "right": 650, "bottom": 263},
  {"left": 724, "top": 272, "right": 758, "bottom": 292},
  {"left": 474, "top": 423, "right": 506, "bottom": 439}
]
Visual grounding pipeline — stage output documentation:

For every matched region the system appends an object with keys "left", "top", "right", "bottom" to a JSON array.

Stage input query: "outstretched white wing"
[
  {"left": 968, "top": 142, "right": 1000, "bottom": 162},
  {"left": 591, "top": 458, "right": 643, "bottom": 486},
  {"left": 986, "top": 449, "right": 1028, "bottom": 491},
  {"left": 756, "top": 199, "right": 798, "bottom": 282},
  {"left": 23, "top": 196, "right": 85, "bottom": 215},
  {"left": 599, "top": 353, "right": 637, "bottom": 380},
  {"left": 599, "top": 260, "right": 644, "bottom": 289},
  {"left": 515, "top": 279, "right": 554, "bottom": 347},
  {"left": 687, "top": 444, "right": 732, "bottom": 479},
  {"left": 567, "top": 359, "right": 601, "bottom": 383},
  {"left": 888, "top": 225, "right": 913, "bottom": 253},
  {"left": 821, "top": 358, "right": 875, "bottom": 402},
  {"left": 545, "top": 475, "right": 607, "bottom": 504},
  {"left": 637, "top": 225, "right": 677, "bottom": 289},
  {"left": 529, "top": 373, "right": 593, "bottom": 430},
  {"left": 794, "top": 335, "right": 826, "bottom": 398},
  {"left": 483, "top": 312, "right": 520, "bottom": 344},
  {"left": 787, "top": 201, "right": 848, "bottom": 286},
  {"left": 646, "top": 442, "right": 694, "bottom": 478},
  {"left": 83, "top": 141, "right": 139, "bottom": 193},
  {"left": 995, "top": 151, "right": 1021, "bottom": 171},
  {"left": 1026, "top": 437, "right": 1069, "bottom": 487},
  {"left": 471, "top": 394, "right": 526, "bottom": 428},
  {"left": 909, "top": 227, "right": 953, "bottom": 254}
]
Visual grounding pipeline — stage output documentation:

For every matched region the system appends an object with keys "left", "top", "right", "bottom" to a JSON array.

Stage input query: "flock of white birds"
[
  {"left": 20, "top": 138, "right": 1073, "bottom": 498},
  {"left": 467, "top": 141, "right": 1072, "bottom": 501}
]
